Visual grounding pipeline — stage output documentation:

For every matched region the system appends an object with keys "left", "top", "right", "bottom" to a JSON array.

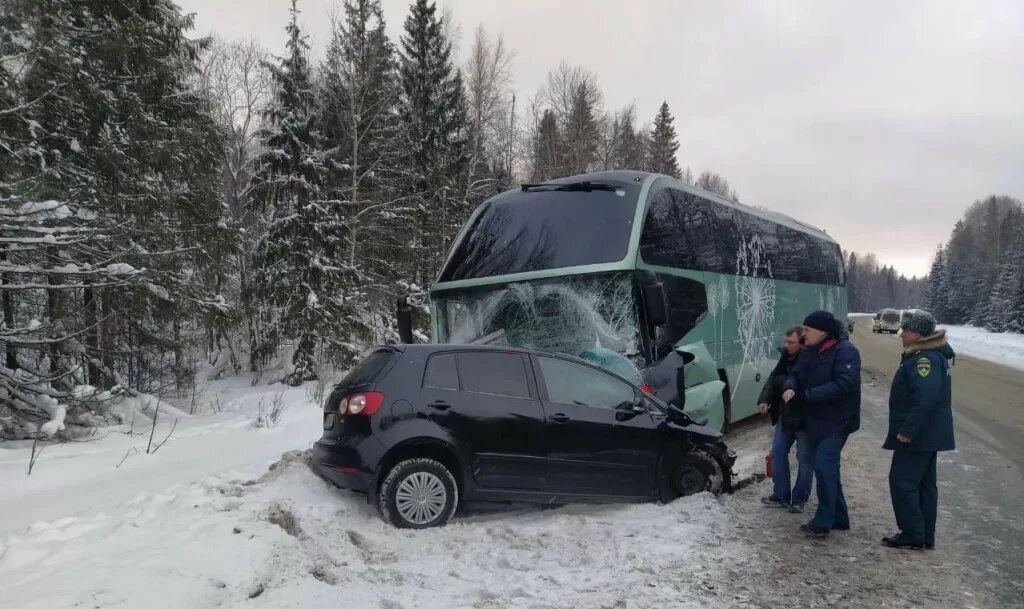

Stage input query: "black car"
[{"left": 310, "top": 344, "right": 735, "bottom": 528}]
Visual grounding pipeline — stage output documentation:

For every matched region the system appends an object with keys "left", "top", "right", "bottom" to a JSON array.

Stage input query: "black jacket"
[{"left": 757, "top": 349, "right": 801, "bottom": 428}]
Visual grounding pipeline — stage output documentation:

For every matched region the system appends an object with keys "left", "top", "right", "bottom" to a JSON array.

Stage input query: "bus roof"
[{"left": 541, "top": 170, "right": 837, "bottom": 244}]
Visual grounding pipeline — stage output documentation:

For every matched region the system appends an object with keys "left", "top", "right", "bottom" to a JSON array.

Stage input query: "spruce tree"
[
  {"left": 1, "top": 0, "right": 231, "bottom": 434},
  {"left": 560, "top": 83, "right": 600, "bottom": 175},
  {"left": 250, "top": 0, "right": 360, "bottom": 382},
  {"left": 319, "top": 0, "right": 408, "bottom": 342},
  {"left": 531, "top": 109, "right": 561, "bottom": 181},
  {"left": 398, "top": 0, "right": 469, "bottom": 287},
  {"left": 648, "top": 101, "right": 682, "bottom": 178},
  {"left": 923, "top": 246, "right": 949, "bottom": 322}
]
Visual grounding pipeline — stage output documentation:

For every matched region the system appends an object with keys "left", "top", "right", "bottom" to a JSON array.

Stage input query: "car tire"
[
  {"left": 672, "top": 451, "right": 725, "bottom": 498},
  {"left": 378, "top": 458, "right": 458, "bottom": 529}
]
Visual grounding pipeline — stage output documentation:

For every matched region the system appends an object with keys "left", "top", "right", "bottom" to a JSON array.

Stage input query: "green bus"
[{"left": 416, "top": 170, "right": 847, "bottom": 432}]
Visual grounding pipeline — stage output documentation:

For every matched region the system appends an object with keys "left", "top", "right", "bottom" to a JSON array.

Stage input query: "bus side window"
[{"left": 639, "top": 188, "right": 700, "bottom": 269}]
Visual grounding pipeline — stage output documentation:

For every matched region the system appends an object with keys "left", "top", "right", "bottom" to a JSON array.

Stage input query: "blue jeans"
[
  {"left": 806, "top": 433, "right": 850, "bottom": 530},
  {"left": 770, "top": 424, "right": 813, "bottom": 505}
]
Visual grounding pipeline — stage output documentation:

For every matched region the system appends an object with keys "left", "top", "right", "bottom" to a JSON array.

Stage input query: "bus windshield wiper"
[{"left": 520, "top": 181, "right": 622, "bottom": 192}]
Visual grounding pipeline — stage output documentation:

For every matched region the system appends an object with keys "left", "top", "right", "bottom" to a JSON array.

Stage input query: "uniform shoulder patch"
[{"left": 916, "top": 356, "right": 932, "bottom": 378}]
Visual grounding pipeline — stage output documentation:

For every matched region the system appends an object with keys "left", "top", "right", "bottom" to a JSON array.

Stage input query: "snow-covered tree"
[
  {"left": 648, "top": 101, "right": 681, "bottom": 178},
  {"left": 1, "top": 0, "right": 232, "bottom": 437},
  {"left": 249, "top": 0, "right": 363, "bottom": 382},
  {"left": 319, "top": 0, "right": 409, "bottom": 344},
  {"left": 530, "top": 109, "right": 561, "bottom": 181},
  {"left": 398, "top": 0, "right": 470, "bottom": 286},
  {"left": 922, "top": 246, "right": 949, "bottom": 322}
]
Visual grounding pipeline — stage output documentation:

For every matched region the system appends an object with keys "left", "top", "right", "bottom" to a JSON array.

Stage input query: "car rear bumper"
[{"left": 309, "top": 439, "right": 382, "bottom": 496}]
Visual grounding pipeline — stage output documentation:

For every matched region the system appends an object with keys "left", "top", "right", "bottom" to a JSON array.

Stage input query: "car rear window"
[
  {"left": 456, "top": 352, "right": 532, "bottom": 399},
  {"left": 423, "top": 353, "right": 459, "bottom": 390},
  {"left": 340, "top": 348, "right": 395, "bottom": 386}
]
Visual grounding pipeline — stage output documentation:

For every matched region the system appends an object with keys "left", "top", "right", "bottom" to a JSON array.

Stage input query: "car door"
[
  {"left": 533, "top": 355, "right": 660, "bottom": 498},
  {"left": 420, "top": 351, "right": 547, "bottom": 491}
]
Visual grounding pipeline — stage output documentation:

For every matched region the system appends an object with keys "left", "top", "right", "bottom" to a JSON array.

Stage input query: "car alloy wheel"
[
  {"left": 379, "top": 458, "right": 458, "bottom": 529},
  {"left": 395, "top": 472, "right": 446, "bottom": 525}
]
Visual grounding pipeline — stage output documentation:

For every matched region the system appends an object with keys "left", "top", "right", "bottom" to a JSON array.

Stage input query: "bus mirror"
[
  {"left": 396, "top": 297, "right": 414, "bottom": 344},
  {"left": 641, "top": 278, "right": 668, "bottom": 327}
]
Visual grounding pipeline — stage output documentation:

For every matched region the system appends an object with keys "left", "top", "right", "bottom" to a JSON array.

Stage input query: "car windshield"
[
  {"left": 433, "top": 273, "right": 643, "bottom": 382},
  {"left": 437, "top": 181, "right": 640, "bottom": 282}
]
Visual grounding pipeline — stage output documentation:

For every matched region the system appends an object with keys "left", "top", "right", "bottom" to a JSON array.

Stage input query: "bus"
[{"left": 414, "top": 170, "right": 847, "bottom": 432}]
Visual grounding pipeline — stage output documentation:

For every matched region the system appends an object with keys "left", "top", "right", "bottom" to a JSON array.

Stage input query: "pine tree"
[
  {"left": 531, "top": 109, "right": 561, "bottom": 181},
  {"left": 611, "top": 106, "right": 646, "bottom": 170},
  {"left": 319, "top": 0, "right": 409, "bottom": 343},
  {"left": 923, "top": 246, "right": 949, "bottom": 322},
  {"left": 560, "top": 83, "right": 600, "bottom": 174},
  {"left": 648, "top": 101, "right": 681, "bottom": 178},
  {"left": 250, "top": 0, "right": 360, "bottom": 382},
  {"left": 398, "top": 0, "right": 470, "bottom": 287},
  {"left": 1, "top": 0, "right": 231, "bottom": 434},
  {"left": 984, "top": 262, "right": 1017, "bottom": 332}
]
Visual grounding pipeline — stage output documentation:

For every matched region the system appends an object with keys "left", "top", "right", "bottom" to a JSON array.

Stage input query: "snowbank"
[
  {"left": 0, "top": 376, "right": 745, "bottom": 609},
  {"left": 0, "top": 451, "right": 734, "bottom": 609},
  {"left": 939, "top": 325, "right": 1024, "bottom": 371}
]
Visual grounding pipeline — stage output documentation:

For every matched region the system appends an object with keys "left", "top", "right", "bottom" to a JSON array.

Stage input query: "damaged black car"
[{"left": 311, "top": 344, "right": 736, "bottom": 528}]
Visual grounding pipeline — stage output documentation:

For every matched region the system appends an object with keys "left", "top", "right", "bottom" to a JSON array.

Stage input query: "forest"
[
  {"left": 0, "top": 0, "right": 739, "bottom": 438},
  {"left": 922, "top": 196, "right": 1024, "bottom": 332},
  {"left": 2, "top": 0, "right": 1017, "bottom": 441}
]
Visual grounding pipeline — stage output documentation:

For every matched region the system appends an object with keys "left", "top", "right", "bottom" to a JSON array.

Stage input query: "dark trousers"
[
  {"left": 806, "top": 433, "right": 850, "bottom": 530},
  {"left": 888, "top": 450, "right": 938, "bottom": 545}
]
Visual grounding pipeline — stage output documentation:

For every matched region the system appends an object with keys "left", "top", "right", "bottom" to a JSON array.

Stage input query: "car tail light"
[
  {"left": 344, "top": 392, "right": 384, "bottom": 416},
  {"left": 640, "top": 384, "right": 656, "bottom": 395}
]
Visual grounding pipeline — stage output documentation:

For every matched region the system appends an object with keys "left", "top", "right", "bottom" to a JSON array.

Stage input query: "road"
[{"left": 713, "top": 317, "right": 1024, "bottom": 608}]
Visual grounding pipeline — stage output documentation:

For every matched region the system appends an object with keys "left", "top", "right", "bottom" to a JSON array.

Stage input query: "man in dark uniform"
[{"left": 883, "top": 310, "right": 955, "bottom": 550}]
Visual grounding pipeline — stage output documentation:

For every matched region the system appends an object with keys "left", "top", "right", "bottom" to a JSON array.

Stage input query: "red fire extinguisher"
[{"left": 765, "top": 451, "right": 773, "bottom": 477}]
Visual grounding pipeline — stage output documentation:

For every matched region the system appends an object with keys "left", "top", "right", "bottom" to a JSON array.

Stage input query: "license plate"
[{"left": 323, "top": 413, "right": 337, "bottom": 430}]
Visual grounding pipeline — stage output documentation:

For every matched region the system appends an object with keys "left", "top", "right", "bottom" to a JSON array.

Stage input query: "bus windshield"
[
  {"left": 433, "top": 273, "right": 644, "bottom": 382},
  {"left": 437, "top": 182, "right": 641, "bottom": 282}
]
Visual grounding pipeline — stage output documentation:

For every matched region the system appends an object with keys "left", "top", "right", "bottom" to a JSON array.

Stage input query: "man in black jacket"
[{"left": 759, "top": 326, "right": 813, "bottom": 512}]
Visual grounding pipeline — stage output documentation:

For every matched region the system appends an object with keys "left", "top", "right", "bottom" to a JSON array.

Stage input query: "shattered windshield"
[{"left": 434, "top": 273, "right": 644, "bottom": 383}]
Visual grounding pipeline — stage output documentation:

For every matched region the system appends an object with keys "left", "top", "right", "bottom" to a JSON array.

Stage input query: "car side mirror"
[{"left": 396, "top": 297, "right": 414, "bottom": 344}]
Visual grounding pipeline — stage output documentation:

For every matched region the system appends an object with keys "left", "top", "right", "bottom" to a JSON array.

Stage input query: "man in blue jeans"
[
  {"left": 783, "top": 310, "right": 861, "bottom": 538},
  {"left": 759, "top": 326, "right": 813, "bottom": 513}
]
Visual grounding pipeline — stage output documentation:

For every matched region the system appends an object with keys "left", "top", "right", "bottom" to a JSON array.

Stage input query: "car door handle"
[
  {"left": 548, "top": 413, "right": 571, "bottom": 424},
  {"left": 427, "top": 401, "right": 451, "bottom": 411}
]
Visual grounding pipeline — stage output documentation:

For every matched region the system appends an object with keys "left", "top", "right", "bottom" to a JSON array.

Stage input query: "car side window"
[
  {"left": 423, "top": 353, "right": 460, "bottom": 390},
  {"left": 456, "top": 352, "right": 532, "bottom": 399},
  {"left": 538, "top": 357, "right": 636, "bottom": 411}
]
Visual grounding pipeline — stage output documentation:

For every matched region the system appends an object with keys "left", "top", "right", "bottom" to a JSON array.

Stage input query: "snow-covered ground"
[
  {"left": 939, "top": 324, "right": 1024, "bottom": 371},
  {"left": 0, "top": 377, "right": 744, "bottom": 609}
]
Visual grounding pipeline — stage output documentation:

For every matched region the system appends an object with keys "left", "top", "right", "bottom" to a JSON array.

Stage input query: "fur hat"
[{"left": 901, "top": 310, "right": 937, "bottom": 336}]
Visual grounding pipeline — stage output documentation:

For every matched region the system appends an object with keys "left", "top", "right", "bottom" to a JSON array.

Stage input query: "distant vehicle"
[
  {"left": 405, "top": 171, "right": 848, "bottom": 433},
  {"left": 873, "top": 309, "right": 901, "bottom": 333},
  {"left": 310, "top": 344, "right": 736, "bottom": 529}
]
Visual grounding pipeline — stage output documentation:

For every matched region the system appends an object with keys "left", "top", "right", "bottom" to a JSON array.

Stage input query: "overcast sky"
[{"left": 176, "top": 0, "right": 1024, "bottom": 277}]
